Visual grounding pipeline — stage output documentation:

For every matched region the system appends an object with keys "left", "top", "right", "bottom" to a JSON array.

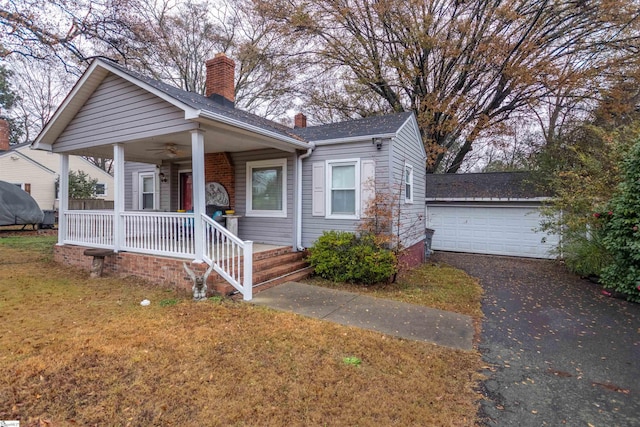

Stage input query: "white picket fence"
[{"left": 61, "top": 210, "right": 254, "bottom": 300}]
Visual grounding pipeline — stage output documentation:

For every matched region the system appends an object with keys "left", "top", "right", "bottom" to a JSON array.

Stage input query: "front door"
[{"left": 180, "top": 172, "right": 193, "bottom": 211}]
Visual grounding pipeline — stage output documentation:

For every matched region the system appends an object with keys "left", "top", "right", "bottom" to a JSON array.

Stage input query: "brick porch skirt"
[
  {"left": 398, "top": 239, "right": 426, "bottom": 270},
  {"left": 54, "top": 244, "right": 208, "bottom": 293}
]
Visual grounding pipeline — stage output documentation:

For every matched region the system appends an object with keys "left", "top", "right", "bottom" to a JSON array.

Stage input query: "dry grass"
[
  {"left": 304, "top": 261, "right": 484, "bottom": 319},
  {"left": 0, "top": 236, "right": 482, "bottom": 426}
]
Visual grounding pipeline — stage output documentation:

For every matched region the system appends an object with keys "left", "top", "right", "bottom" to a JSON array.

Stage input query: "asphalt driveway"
[{"left": 434, "top": 252, "right": 640, "bottom": 427}]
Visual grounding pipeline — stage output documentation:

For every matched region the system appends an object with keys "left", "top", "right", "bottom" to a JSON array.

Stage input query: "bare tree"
[
  {"left": 8, "top": 58, "right": 74, "bottom": 142},
  {"left": 1, "top": 0, "right": 143, "bottom": 72},
  {"left": 252, "top": 0, "right": 640, "bottom": 172},
  {"left": 111, "top": 0, "right": 307, "bottom": 119}
]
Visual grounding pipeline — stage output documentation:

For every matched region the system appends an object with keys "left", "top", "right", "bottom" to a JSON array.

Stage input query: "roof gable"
[
  {"left": 34, "top": 59, "right": 307, "bottom": 151},
  {"left": 105, "top": 62, "right": 305, "bottom": 144}
]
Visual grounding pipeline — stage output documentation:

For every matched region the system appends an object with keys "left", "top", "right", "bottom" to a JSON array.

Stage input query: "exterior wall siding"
[
  {"left": 159, "top": 162, "right": 178, "bottom": 211},
  {"left": 231, "top": 149, "right": 295, "bottom": 246},
  {"left": 124, "top": 162, "right": 156, "bottom": 210},
  {"left": 0, "top": 154, "right": 55, "bottom": 210},
  {"left": 55, "top": 74, "right": 193, "bottom": 152},
  {"left": 390, "top": 118, "right": 427, "bottom": 248},
  {"left": 300, "top": 139, "right": 390, "bottom": 248}
]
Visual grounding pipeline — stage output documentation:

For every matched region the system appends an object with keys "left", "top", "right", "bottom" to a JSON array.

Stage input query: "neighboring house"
[
  {"left": 32, "top": 54, "right": 426, "bottom": 300},
  {"left": 425, "top": 172, "right": 559, "bottom": 259},
  {"left": 0, "top": 140, "right": 114, "bottom": 210}
]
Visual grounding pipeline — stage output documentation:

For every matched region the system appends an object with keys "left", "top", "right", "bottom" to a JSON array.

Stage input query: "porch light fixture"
[
  {"left": 372, "top": 137, "right": 383, "bottom": 150},
  {"left": 159, "top": 172, "right": 168, "bottom": 183}
]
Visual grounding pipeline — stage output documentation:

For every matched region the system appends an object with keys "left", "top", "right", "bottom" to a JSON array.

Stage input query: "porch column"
[
  {"left": 113, "top": 143, "right": 125, "bottom": 252},
  {"left": 191, "top": 129, "right": 206, "bottom": 262},
  {"left": 57, "top": 154, "right": 69, "bottom": 246}
]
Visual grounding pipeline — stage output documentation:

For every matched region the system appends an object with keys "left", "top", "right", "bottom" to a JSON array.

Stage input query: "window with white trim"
[
  {"left": 404, "top": 163, "right": 413, "bottom": 204},
  {"left": 246, "top": 159, "right": 287, "bottom": 217},
  {"left": 94, "top": 183, "right": 107, "bottom": 197},
  {"left": 327, "top": 159, "right": 360, "bottom": 218},
  {"left": 139, "top": 173, "right": 155, "bottom": 210}
]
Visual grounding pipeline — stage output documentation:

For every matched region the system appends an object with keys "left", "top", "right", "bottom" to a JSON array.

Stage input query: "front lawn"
[
  {"left": 0, "top": 236, "right": 482, "bottom": 425},
  {"left": 304, "top": 261, "right": 484, "bottom": 319}
]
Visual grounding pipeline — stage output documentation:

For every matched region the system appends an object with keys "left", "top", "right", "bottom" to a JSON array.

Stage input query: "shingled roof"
[
  {"left": 291, "top": 112, "right": 414, "bottom": 141},
  {"left": 35, "top": 58, "right": 419, "bottom": 152},
  {"left": 426, "top": 172, "right": 550, "bottom": 199},
  {"left": 106, "top": 61, "right": 305, "bottom": 143}
]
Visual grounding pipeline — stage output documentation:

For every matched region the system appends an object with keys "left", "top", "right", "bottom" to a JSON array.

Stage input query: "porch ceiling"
[{"left": 60, "top": 120, "right": 300, "bottom": 163}]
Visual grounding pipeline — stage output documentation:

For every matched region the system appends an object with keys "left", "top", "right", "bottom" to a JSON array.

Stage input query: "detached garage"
[{"left": 426, "top": 172, "right": 559, "bottom": 259}]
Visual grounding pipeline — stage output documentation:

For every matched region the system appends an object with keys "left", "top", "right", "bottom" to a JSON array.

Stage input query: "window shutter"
[
  {"left": 131, "top": 172, "right": 139, "bottom": 210},
  {"left": 361, "top": 159, "right": 375, "bottom": 216},
  {"left": 312, "top": 162, "right": 325, "bottom": 216}
]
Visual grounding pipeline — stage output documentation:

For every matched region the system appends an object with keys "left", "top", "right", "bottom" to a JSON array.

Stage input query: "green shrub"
[
  {"left": 562, "top": 230, "right": 611, "bottom": 277},
  {"left": 307, "top": 231, "right": 397, "bottom": 284},
  {"left": 600, "top": 140, "right": 640, "bottom": 302}
]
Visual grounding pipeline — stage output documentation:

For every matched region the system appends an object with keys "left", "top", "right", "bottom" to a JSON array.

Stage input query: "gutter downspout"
[{"left": 296, "top": 143, "right": 315, "bottom": 251}]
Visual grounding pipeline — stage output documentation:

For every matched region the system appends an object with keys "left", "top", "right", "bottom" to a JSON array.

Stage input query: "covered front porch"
[
  {"left": 54, "top": 124, "right": 304, "bottom": 300},
  {"left": 35, "top": 57, "right": 311, "bottom": 300}
]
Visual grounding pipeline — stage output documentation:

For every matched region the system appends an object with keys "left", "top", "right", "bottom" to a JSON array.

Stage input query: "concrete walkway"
[{"left": 251, "top": 282, "right": 474, "bottom": 351}]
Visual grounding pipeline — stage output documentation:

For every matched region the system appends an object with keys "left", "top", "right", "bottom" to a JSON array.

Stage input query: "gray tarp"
[{"left": 0, "top": 180, "right": 44, "bottom": 226}]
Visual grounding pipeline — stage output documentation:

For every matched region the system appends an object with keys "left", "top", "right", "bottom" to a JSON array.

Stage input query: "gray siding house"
[
  {"left": 294, "top": 113, "right": 426, "bottom": 250},
  {"left": 33, "top": 55, "right": 427, "bottom": 299}
]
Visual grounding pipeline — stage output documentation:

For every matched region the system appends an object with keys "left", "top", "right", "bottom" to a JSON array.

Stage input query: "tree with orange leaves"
[{"left": 250, "top": 0, "right": 640, "bottom": 172}]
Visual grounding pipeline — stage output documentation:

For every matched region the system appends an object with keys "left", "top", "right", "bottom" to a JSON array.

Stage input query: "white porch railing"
[
  {"left": 64, "top": 210, "right": 114, "bottom": 248},
  {"left": 202, "top": 214, "right": 253, "bottom": 301},
  {"left": 61, "top": 210, "right": 254, "bottom": 300},
  {"left": 121, "top": 211, "right": 196, "bottom": 258}
]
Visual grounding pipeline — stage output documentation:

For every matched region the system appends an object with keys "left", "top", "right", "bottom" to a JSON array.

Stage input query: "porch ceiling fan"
[{"left": 147, "top": 143, "right": 189, "bottom": 158}]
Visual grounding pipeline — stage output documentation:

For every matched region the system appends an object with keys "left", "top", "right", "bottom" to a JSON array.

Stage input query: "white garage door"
[{"left": 426, "top": 205, "right": 559, "bottom": 259}]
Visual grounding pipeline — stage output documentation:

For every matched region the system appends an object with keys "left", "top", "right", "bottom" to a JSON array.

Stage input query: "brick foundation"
[
  {"left": 55, "top": 244, "right": 211, "bottom": 294},
  {"left": 54, "top": 244, "right": 300, "bottom": 296},
  {"left": 398, "top": 239, "right": 426, "bottom": 270}
]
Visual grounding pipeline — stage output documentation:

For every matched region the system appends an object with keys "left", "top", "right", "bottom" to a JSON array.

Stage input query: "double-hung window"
[
  {"left": 139, "top": 173, "right": 156, "bottom": 210},
  {"left": 246, "top": 159, "right": 287, "bottom": 217},
  {"left": 327, "top": 159, "right": 360, "bottom": 218},
  {"left": 404, "top": 163, "right": 413, "bottom": 204}
]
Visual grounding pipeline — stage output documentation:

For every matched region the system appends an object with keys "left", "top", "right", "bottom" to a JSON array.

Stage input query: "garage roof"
[{"left": 426, "top": 172, "right": 550, "bottom": 199}]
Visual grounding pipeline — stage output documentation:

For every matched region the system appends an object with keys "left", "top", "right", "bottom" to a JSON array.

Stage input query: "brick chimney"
[
  {"left": 294, "top": 113, "right": 307, "bottom": 128},
  {"left": 0, "top": 118, "right": 10, "bottom": 152},
  {"left": 205, "top": 53, "right": 235, "bottom": 107}
]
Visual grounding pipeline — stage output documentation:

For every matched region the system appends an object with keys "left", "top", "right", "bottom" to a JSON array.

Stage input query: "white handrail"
[
  {"left": 201, "top": 214, "right": 253, "bottom": 301},
  {"left": 121, "top": 211, "right": 196, "bottom": 258},
  {"left": 63, "top": 210, "right": 114, "bottom": 248}
]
